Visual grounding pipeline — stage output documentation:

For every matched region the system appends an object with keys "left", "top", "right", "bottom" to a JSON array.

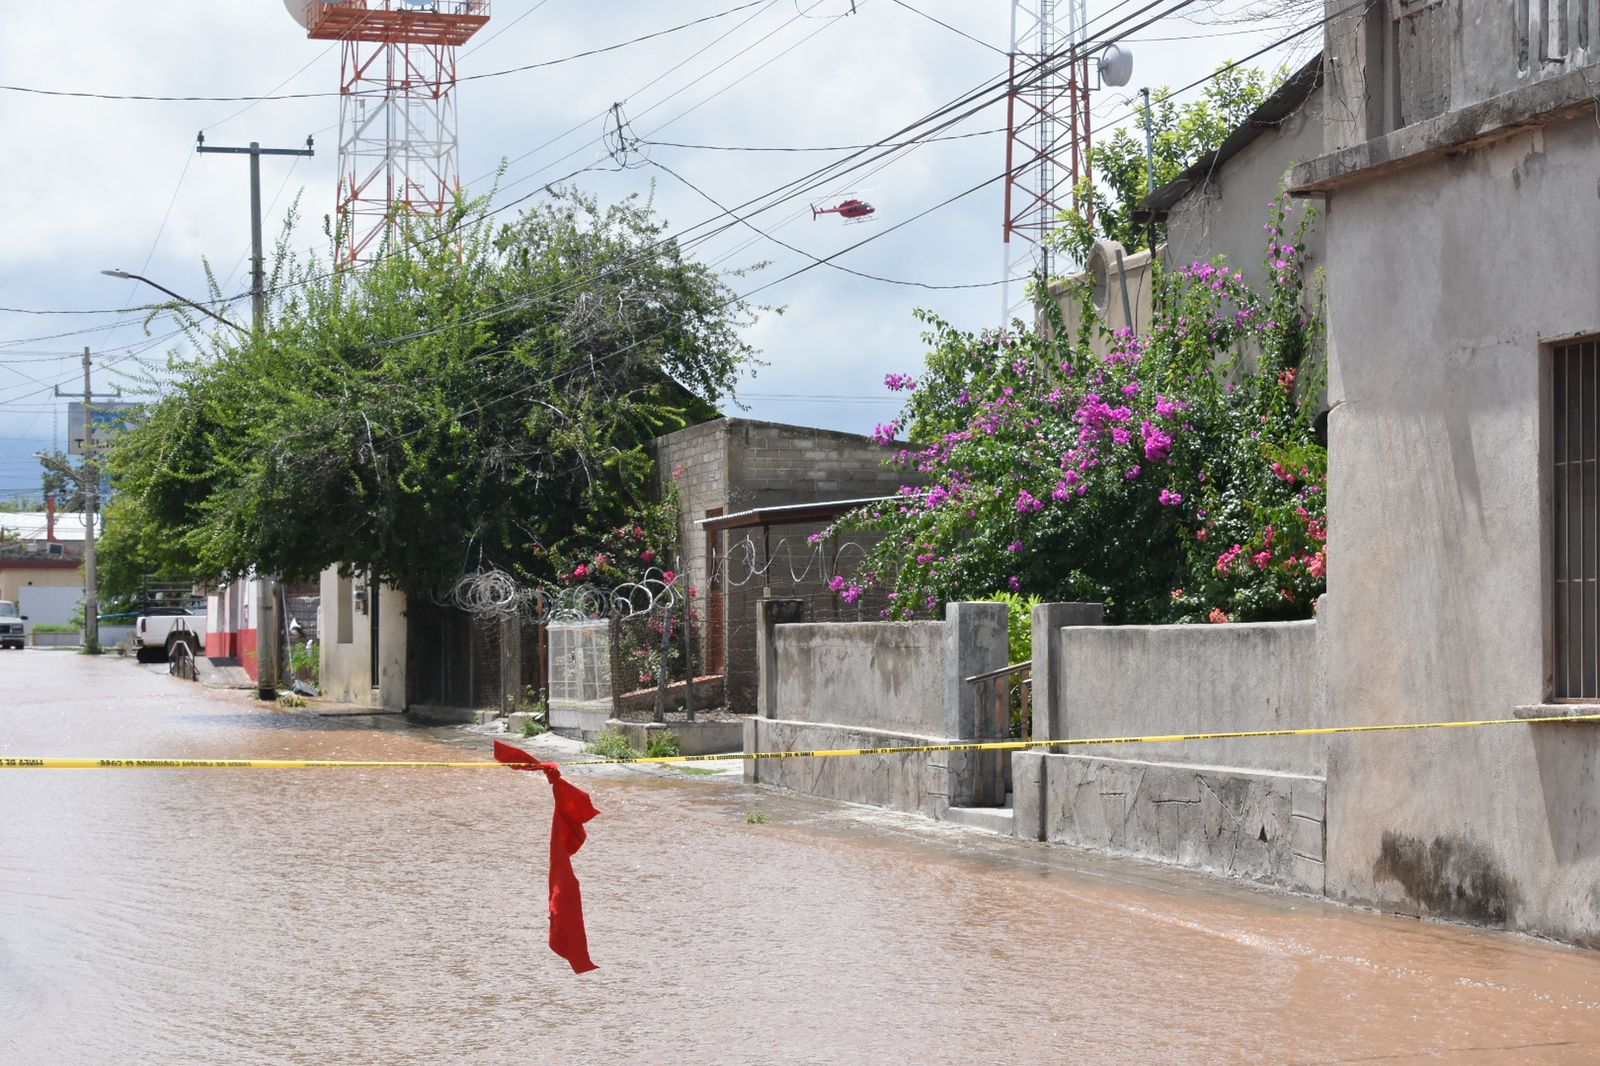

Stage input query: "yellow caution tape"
[{"left": 2, "top": 712, "right": 1596, "bottom": 770}]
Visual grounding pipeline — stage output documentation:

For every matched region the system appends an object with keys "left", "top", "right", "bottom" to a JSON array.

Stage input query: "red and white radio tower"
[
  {"left": 285, "top": 1, "right": 491, "bottom": 266},
  {"left": 1001, "top": 0, "right": 1091, "bottom": 321}
]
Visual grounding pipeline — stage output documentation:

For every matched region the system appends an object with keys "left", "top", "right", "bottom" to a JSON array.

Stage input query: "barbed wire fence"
[{"left": 422, "top": 529, "right": 895, "bottom": 720}]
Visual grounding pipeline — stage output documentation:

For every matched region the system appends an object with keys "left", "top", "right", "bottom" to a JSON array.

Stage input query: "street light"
[{"left": 101, "top": 269, "right": 249, "bottom": 335}]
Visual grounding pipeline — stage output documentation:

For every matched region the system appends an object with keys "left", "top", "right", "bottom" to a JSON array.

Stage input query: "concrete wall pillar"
[
  {"left": 755, "top": 597, "right": 806, "bottom": 720},
  {"left": 1030, "top": 602, "right": 1105, "bottom": 741},
  {"left": 943, "top": 601, "right": 1008, "bottom": 806}
]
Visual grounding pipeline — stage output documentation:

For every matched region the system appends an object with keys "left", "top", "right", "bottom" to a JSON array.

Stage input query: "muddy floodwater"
[{"left": 3, "top": 653, "right": 1600, "bottom": 1064}]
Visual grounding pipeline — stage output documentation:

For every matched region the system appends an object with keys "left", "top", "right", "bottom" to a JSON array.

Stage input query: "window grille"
[{"left": 1552, "top": 336, "right": 1600, "bottom": 700}]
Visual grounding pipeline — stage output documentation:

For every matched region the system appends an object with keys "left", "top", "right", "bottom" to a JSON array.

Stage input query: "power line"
[
  {"left": 0, "top": 1, "right": 773, "bottom": 104},
  {"left": 884, "top": 0, "right": 1006, "bottom": 55}
]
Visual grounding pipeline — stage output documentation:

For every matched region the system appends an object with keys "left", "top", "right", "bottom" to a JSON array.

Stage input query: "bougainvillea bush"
[{"left": 832, "top": 197, "right": 1326, "bottom": 624}]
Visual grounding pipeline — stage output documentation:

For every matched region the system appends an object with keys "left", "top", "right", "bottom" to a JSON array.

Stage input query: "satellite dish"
[
  {"left": 283, "top": 0, "right": 312, "bottom": 29},
  {"left": 1099, "top": 44, "right": 1134, "bottom": 88}
]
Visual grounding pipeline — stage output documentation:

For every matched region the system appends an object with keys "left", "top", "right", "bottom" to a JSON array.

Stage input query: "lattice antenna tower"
[
  {"left": 285, "top": 1, "right": 490, "bottom": 266},
  {"left": 1001, "top": 0, "right": 1090, "bottom": 325}
]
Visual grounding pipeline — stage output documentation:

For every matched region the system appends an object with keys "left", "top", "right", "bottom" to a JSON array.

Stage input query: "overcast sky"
[{"left": 0, "top": 0, "right": 1315, "bottom": 502}]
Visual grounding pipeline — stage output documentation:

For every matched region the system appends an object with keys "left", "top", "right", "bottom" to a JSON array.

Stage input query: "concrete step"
[{"left": 944, "top": 806, "right": 1015, "bottom": 835}]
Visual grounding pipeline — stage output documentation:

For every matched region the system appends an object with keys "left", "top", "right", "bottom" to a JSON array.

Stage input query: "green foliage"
[
  {"left": 839, "top": 195, "right": 1325, "bottom": 626},
  {"left": 38, "top": 452, "right": 86, "bottom": 512},
  {"left": 277, "top": 693, "right": 309, "bottom": 709},
  {"left": 584, "top": 730, "right": 637, "bottom": 761},
  {"left": 645, "top": 731, "right": 682, "bottom": 758},
  {"left": 745, "top": 811, "right": 767, "bottom": 825},
  {"left": 519, "top": 715, "right": 549, "bottom": 739},
  {"left": 986, "top": 592, "right": 1041, "bottom": 664},
  {"left": 289, "top": 642, "right": 320, "bottom": 688},
  {"left": 31, "top": 623, "right": 78, "bottom": 633},
  {"left": 1055, "top": 65, "right": 1282, "bottom": 259},
  {"left": 103, "top": 188, "right": 759, "bottom": 596}
]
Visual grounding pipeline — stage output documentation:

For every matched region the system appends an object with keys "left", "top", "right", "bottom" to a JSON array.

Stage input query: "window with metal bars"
[{"left": 1552, "top": 336, "right": 1600, "bottom": 700}]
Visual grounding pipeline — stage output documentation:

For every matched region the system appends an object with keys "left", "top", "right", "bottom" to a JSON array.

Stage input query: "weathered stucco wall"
[
  {"left": 1164, "top": 86, "right": 1326, "bottom": 290},
  {"left": 1055, "top": 619, "right": 1328, "bottom": 776},
  {"left": 1314, "top": 113, "right": 1600, "bottom": 943},
  {"left": 748, "top": 601, "right": 1009, "bottom": 814},
  {"left": 772, "top": 621, "right": 946, "bottom": 736},
  {"left": 318, "top": 566, "right": 406, "bottom": 711}
]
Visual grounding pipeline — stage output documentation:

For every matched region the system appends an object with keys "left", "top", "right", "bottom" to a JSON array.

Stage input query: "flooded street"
[{"left": 3, "top": 652, "right": 1599, "bottom": 1064}]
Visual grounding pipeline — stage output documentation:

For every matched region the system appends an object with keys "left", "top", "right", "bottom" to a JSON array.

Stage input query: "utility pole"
[
  {"left": 1141, "top": 87, "right": 1157, "bottom": 254},
  {"left": 46, "top": 348, "right": 120, "bottom": 654},
  {"left": 196, "top": 134, "right": 314, "bottom": 332},
  {"left": 197, "top": 133, "right": 313, "bottom": 695}
]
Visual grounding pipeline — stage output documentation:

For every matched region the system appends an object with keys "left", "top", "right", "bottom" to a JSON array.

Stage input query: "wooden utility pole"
[{"left": 44, "top": 348, "right": 119, "bottom": 653}]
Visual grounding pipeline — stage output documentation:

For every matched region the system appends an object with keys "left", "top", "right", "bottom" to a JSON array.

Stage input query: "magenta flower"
[
  {"left": 1007, "top": 540, "right": 1023, "bottom": 552},
  {"left": 1158, "top": 488, "right": 1183, "bottom": 507}
]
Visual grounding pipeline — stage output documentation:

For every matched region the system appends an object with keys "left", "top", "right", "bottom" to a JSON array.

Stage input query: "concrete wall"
[
  {"left": 1049, "top": 242, "right": 1156, "bottom": 357},
  {"left": 1324, "top": 0, "right": 1600, "bottom": 151},
  {"left": 1309, "top": 110, "right": 1600, "bottom": 943},
  {"left": 1055, "top": 619, "right": 1328, "bottom": 776},
  {"left": 0, "top": 560, "right": 82, "bottom": 605},
  {"left": 1163, "top": 85, "right": 1326, "bottom": 293},
  {"left": 18, "top": 584, "right": 82, "bottom": 628},
  {"left": 318, "top": 565, "right": 406, "bottom": 711},
  {"left": 747, "top": 601, "right": 1009, "bottom": 815},
  {"left": 771, "top": 621, "right": 946, "bottom": 736}
]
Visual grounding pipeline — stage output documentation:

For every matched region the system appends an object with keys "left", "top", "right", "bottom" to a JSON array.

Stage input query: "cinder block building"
[{"left": 656, "top": 417, "right": 914, "bottom": 712}]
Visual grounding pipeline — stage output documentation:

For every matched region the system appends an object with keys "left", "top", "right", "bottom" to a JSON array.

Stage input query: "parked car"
[{"left": 0, "top": 600, "right": 26, "bottom": 650}]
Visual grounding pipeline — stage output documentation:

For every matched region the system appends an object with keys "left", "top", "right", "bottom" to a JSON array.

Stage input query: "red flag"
[{"left": 494, "top": 740, "right": 600, "bottom": 974}]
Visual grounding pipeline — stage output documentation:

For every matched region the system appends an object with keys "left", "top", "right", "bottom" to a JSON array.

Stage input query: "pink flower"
[
  {"left": 1007, "top": 576, "right": 1021, "bottom": 591},
  {"left": 1125, "top": 466, "right": 1141, "bottom": 480},
  {"left": 1252, "top": 551, "right": 1272, "bottom": 570},
  {"left": 1158, "top": 488, "right": 1183, "bottom": 507},
  {"left": 1171, "top": 588, "right": 1184, "bottom": 599},
  {"left": 841, "top": 584, "right": 863, "bottom": 606},
  {"left": 1015, "top": 490, "right": 1043, "bottom": 513},
  {"left": 1216, "top": 544, "right": 1244, "bottom": 574},
  {"left": 1196, "top": 528, "right": 1209, "bottom": 541},
  {"left": 1141, "top": 421, "right": 1174, "bottom": 463},
  {"left": 829, "top": 575, "right": 847, "bottom": 592},
  {"left": 1007, "top": 540, "right": 1023, "bottom": 552},
  {"left": 1307, "top": 550, "right": 1327, "bottom": 578},
  {"left": 641, "top": 548, "right": 656, "bottom": 562},
  {"left": 571, "top": 564, "right": 589, "bottom": 580},
  {"left": 671, "top": 462, "right": 686, "bottom": 480},
  {"left": 663, "top": 570, "right": 677, "bottom": 584},
  {"left": 1208, "top": 608, "right": 1232, "bottom": 624}
]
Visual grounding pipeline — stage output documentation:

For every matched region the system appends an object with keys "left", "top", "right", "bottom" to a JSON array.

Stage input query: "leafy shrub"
[
  {"left": 520, "top": 715, "right": 549, "bottom": 739},
  {"left": 584, "top": 730, "right": 636, "bottom": 761},
  {"left": 645, "top": 731, "right": 681, "bottom": 758},
  {"left": 833, "top": 195, "right": 1325, "bottom": 626}
]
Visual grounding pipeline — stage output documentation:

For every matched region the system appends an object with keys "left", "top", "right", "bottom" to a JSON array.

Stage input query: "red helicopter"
[{"left": 812, "top": 198, "right": 876, "bottom": 221}]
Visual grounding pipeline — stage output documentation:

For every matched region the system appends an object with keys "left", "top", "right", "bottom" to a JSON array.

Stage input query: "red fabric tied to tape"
[{"left": 493, "top": 740, "right": 600, "bottom": 974}]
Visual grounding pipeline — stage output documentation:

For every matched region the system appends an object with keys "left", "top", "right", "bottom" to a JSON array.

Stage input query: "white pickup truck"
[
  {"left": 133, "top": 609, "right": 206, "bottom": 663},
  {"left": 0, "top": 600, "right": 25, "bottom": 650}
]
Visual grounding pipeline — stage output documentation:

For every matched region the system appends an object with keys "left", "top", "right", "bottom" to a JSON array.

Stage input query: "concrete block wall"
[
  {"left": 746, "top": 601, "right": 1008, "bottom": 814},
  {"left": 1054, "top": 617, "right": 1328, "bottom": 775}
]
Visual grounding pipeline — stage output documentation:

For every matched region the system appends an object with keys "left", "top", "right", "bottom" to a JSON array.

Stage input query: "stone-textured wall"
[
  {"left": 1055, "top": 618, "right": 1328, "bottom": 776},
  {"left": 772, "top": 621, "right": 946, "bottom": 736},
  {"left": 1305, "top": 111, "right": 1600, "bottom": 943},
  {"left": 1015, "top": 751, "right": 1326, "bottom": 894}
]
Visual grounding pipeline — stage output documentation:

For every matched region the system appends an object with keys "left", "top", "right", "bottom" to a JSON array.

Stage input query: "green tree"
[
  {"left": 104, "top": 189, "right": 759, "bottom": 597},
  {"left": 1057, "top": 65, "right": 1281, "bottom": 259}
]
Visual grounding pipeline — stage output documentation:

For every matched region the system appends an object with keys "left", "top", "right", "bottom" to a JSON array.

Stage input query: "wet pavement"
[{"left": 3, "top": 650, "right": 1600, "bottom": 1064}]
